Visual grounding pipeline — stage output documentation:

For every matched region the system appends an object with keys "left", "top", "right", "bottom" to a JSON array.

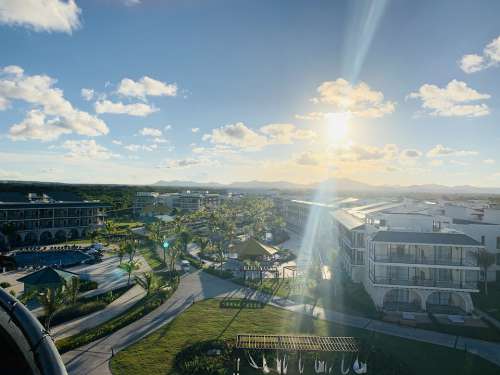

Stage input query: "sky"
[{"left": 1, "top": 0, "right": 500, "bottom": 186}]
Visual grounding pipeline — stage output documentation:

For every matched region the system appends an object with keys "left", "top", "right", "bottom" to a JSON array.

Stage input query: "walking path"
[
  {"left": 62, "top": 270, "right": 500, "bottom": 375},
  {"left": 51, "top": 284, "right": 146, "bottom": 340}
]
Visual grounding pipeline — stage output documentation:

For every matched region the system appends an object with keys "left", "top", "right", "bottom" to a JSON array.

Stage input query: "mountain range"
[{"left": 152, "top": 179, "right": 500, "bottom": 194}]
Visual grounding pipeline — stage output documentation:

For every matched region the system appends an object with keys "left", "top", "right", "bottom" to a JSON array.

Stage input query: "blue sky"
[{"left": 1, "top": 0, "right": 500, "bottom": 186}]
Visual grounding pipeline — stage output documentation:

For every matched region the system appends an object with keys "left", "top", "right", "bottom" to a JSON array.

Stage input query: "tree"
[
  {"left": 124, "top": 240, "right": 137, "bottom": 262},
  {"left": 475, "top": 249, "right": 496, "bottom": 295},
  {"left": 116, "top": 241, "right": 127, "bottom": 265},
  {"left": 105, "top": 220, "right": 117, "bottom": 236},
  {"left": 194, "top": 236, "right": 209, "bottom": 253},
  {"left": 65, "top": 276, "right": 80, "bottom": 305},
  {"left": 123, "top": 260, "right": 140, "bottom": 286},
  {"left": 178, "top": 228, "right": 192, "bottom": 254},
  {"left": 135, "top": 272, "right": 159, "bottom": 297},
  {"left": 149, "top": 221, "right": 166, "bottom": 266},
  {"left": 37, "top": 287, "right": 67, "bottom": 332},
  {"left": 167, "top": 239, "right": 182, "bottom": 274}
]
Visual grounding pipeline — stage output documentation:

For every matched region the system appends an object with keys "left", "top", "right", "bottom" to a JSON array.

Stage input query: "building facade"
[
  {"left": 332, "top": 201, "right": 483, "bottom": 314},
  {"left": 0, "top": 192, "right": 107, "bottom": 248}
]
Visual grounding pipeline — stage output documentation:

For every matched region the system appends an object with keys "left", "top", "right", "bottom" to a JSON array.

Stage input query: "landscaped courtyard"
[{"left": 110, "top": 299, "right": 499, "bottom": 375}]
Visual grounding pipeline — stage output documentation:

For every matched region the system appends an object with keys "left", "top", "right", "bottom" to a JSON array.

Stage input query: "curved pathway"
[
  {"left": 52, "top": 284, "right": 146, "bottom": 340},
  {"left": 62, "top": 270, "right": 500, "bottom": 375}
]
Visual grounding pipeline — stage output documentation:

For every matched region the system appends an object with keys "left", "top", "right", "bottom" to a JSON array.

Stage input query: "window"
[
  {"left": 481, "top": 236, "right": 486, "bottom": 245},
  {"left": 496, "top": 253, "right": 500, "bottom": 266},
  {"left": 497, "top": 236, "right": 500, "bottom": 250}
]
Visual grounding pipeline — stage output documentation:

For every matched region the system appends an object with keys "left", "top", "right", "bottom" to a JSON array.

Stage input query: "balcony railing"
[
  {"left": 371, "top": 254, "right": 477, "bottom": 267},
  {"left": 369, "top": 275, "right": 478, "bottom": 290}
]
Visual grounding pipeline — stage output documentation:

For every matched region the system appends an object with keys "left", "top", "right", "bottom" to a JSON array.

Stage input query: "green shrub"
[
  {"left": 56, "top": 279, "right": 178, "bottom": 353},
  {"left": 47, "top": 301, "right": 107, "bottom": 326},
  {"left": 79, "top": 280, "right": 98, "bottom": 292},
  {"left": 0, "top": 281, "right": 11, "bottom": 288},
  {"left": 174, "top": 340, "right": 231, "bottom": 375}
]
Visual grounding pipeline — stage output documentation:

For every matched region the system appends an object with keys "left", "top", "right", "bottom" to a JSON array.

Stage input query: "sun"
[{"left": 325, "top": 112, "right": 351, "bottom": 144}]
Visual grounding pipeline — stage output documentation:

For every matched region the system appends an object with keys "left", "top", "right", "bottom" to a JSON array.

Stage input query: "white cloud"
[
  {"left": 203, "top": 122, "right": 316, "bottom": 150},
  {"left": 123, "top": 0, "right": 141, "bottom": 6},
  {"left": 112, "top": 140, "right": 123, "bottom": 146},
  {"left": 459, "top": 35, "right": 500, "bottom": 73},
  {"left": 0, "top": 0, "right": 81, "bottom": 33},
  {"left": 310, "top": 78, "right": 395, "bottom": 118},
  {"left": 191, "top": 127, "right": 200, "bottom": 133},
  {"left": 459, "top": 54, "right": 485, "bottom": 74},
  {"left": 260, "top": 123, "right": 316, "bottom": 144},
  {"left": 429, "top": 159, "right": 444, "bottom": 167},
  {"left": 401, "top": 149, "right": 422, "bottom": 159},
  {"left": 483, "top": 159, "right": 495, "bottom": 165},
  {"left": 203, "top": 122, "right": 268, "bottom": 150},
  {"left": 139, "top": 127, "right": 162, "bottom": 137},
  {"left": 62, "top": 140, "right": 118, "bottom": 160},
  {"left": 426, "top": 144, "right": 478, "bottom": 158},
  {"left": 95, "top": 100, "right": 158, "bottom": 116},
  {"left": 9, "top": 110, "right": 72, "bottom": 141},
  {"left": 332, "top": 143, "right": 399, "bottom": 162},
  {"left": 295, "top": 151, "right": 320, "bottom": 166},
  {"left": 0, "top": 66, "right": 108, "bottom": 140},
  {"left": 81, "top": 88, "right": 94, "bottom": 101},
  {"left": 160, "top": 157, "right": 213, "bottom": 169},
  {"left": 152, "top": 137, "right": 167, "bottom": 143},
  {"left": 124, "top": 143, "right": 155, "bottom": 152},
  {"left": 116, "top": 76, "right": 177, "bottom": 99},
  {"left": 408, "top": 80, "right": 490, "bottom": 117}
]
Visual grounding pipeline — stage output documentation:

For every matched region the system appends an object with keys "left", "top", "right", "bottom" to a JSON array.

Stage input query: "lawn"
[
  {"left": 237, "top": 275, "right": 379, "bottom": 318},
  {"left": 110, "top": 299, "right": 499, "bottom": 375}
]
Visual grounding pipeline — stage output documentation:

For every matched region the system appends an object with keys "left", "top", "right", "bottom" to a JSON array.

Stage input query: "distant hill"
[{"left": 152, "top": 178, "right": 500, "bottom": 194}]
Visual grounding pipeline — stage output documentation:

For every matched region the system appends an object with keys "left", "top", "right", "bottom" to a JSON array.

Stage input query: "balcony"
[
  {"left": 369, "top": 275, "right": 478, "bottom": 290},
  {"left": 371, "top": 253, "right": 477, "bottom": 267}
]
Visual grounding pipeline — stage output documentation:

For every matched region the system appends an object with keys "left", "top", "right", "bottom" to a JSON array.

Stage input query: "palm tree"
[
  {"left": 123, "top": 260, "right": 141, "bottom": 286},
  {"left": 37, "top": 287, "right": 67, "bottom": 332},
  {"left": 65, "top": 276, "right": 80, "bottom": 305},
  {"left": 124, "top": 240, "right": 137, "bottom": 262},
  {"left": 475, "top": 249, "right": 496, "bottom": 295},
  {"left": 194, "top": 236, "right": 209, "bottom": 253},
  {"left": 135, "top": 272, "right": 158, "bottom": 297},
  {"left": 116, "top": 241, "right": 127, "bottom": 265},
  {"left": 149, "top": 221, "right": 166, "bottom": 266},
  {"left": 168, "top": 239, "right": 182, "bottom": 274},
  {"left": 178, "top": 228, "right": 192, "bottom": 254},
  {"left": 105, "top": 220, "right": 116, "bottom": 236}
]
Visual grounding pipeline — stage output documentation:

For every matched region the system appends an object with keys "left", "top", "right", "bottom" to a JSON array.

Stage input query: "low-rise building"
[{"left": 0, "top": 192, "right": 107, "bottom": 248}]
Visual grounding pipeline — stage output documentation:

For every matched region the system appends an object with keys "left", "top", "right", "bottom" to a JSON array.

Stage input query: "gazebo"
[
  {"left": 17, "top": 267, "right": 79, "bottom": 294},
  {"left": 233, "top": 238, "right": 278, "bottom": 261}
]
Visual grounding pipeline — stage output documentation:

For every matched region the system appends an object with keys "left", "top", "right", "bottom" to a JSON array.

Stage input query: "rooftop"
[
  {"left": 17, "top": 267, "right": 78, "bottom": 286},
  {"left": 372, "top": 231, "right": 481, "bottom": 246}
]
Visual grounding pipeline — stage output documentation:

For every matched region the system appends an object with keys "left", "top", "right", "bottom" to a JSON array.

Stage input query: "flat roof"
[
  {"left": 332, "top": 209, "right": 364, "bottom": 230},
  {"left": 372, "top": 231, "right": 481, "bottom": 246},
  {"left": 452, "top": 218, "right": 499, "bottom": 226}
]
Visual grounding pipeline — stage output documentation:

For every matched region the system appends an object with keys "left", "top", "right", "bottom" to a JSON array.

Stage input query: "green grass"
[
  {"left": 472, "top": 281, "right": 500, "bottom": 321},
  {"left": 110, "top": 299, "right": 499, "bottom": 375},
  {"left": 139, "top": 243, "right": 165, "bottom": 271},
  {"left": 236, "top": 276, "right": 378, "bottom": 318}
]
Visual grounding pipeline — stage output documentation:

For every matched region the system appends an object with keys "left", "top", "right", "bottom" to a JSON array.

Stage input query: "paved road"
[
  {"left": 62, "top": 270, "right": 246, "bottom": 375},
  {"left": 52, "top": 284, "right": 146, "bottom": 340},
  {"left": 63, "top": 270, "right": 500, "bottom": 374}
]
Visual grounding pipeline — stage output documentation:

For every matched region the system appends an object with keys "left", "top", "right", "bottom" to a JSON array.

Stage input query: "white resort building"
[{"left": 328, "top": 199, "right": 494, "bottom": 314}]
